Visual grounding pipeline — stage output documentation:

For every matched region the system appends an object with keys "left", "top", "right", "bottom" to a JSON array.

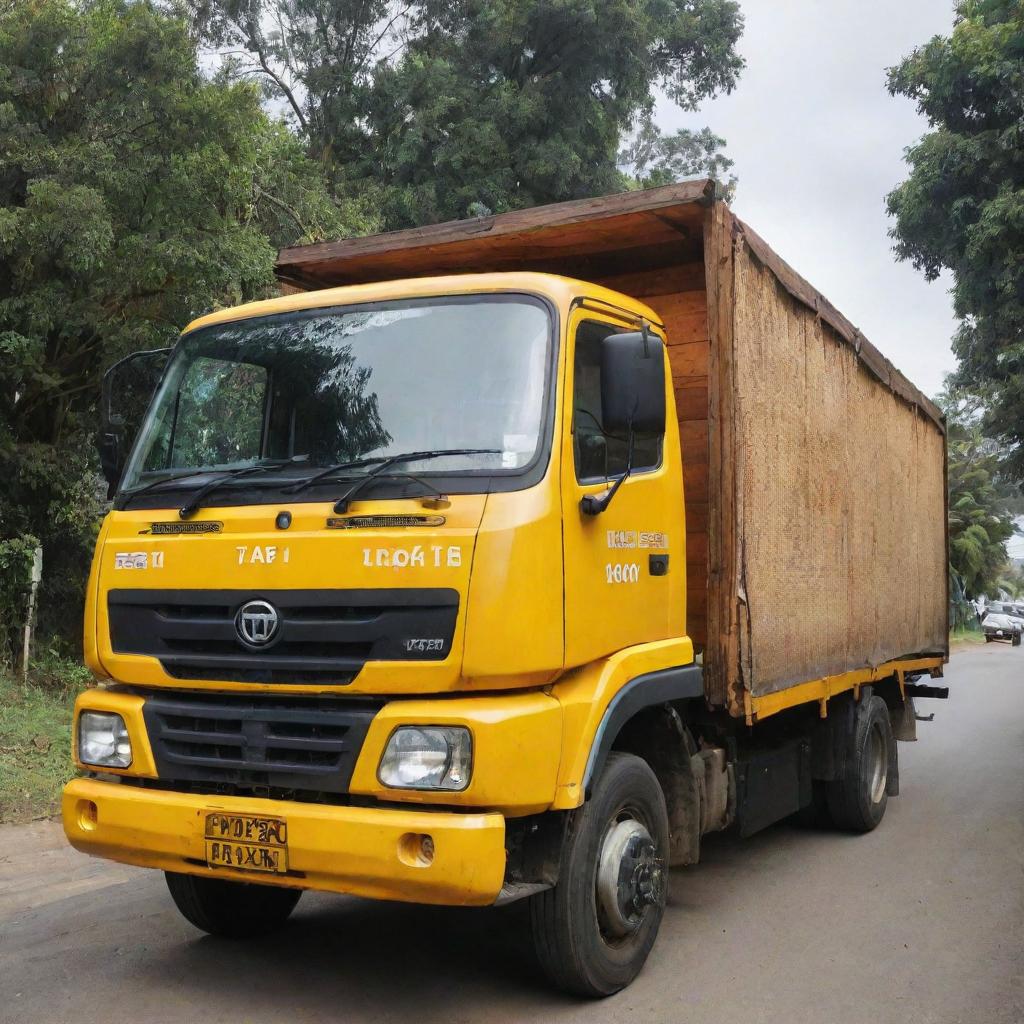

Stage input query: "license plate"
[
  {"left": 996, "top": 630, "right": 1003, "bottom": 636},
  {"left": 204, "top": 812, "right": 288, "bottom": 874}
]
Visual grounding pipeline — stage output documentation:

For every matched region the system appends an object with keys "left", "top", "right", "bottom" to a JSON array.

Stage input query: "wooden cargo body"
[{"left": 277, "top": 180, "right": 949, "bottom": 717}]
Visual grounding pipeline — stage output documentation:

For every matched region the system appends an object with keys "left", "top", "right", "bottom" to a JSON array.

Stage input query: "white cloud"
[{"left": 658, "top": 0, "right": 960, "bottom": 397}]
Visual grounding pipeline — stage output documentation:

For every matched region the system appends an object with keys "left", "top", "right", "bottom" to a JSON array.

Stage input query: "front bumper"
[{"left": 63, "top": 778, "right": 506, "bottom": 906}]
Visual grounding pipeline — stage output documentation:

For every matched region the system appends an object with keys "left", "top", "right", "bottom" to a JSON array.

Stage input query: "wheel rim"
[
  {"left": 595, "top": 812, "right": 664, "bottom": 942},
  {"left": 867, "top": 722, "right": 887, "bottom": 804}
]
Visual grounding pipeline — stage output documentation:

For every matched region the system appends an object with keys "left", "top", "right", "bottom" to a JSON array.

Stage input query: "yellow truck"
[{"left": 64, "top": 181, "right": 949, "bottom": 996}]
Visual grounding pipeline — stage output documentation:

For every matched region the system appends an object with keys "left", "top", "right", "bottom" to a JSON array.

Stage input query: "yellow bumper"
[{"left": 63, "top": 778, "right": 506, "bottom": 906}]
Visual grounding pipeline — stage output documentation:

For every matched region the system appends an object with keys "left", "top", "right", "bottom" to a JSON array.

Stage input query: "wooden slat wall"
[{"left": 597, "top": 261, "right": 710, "bottom": 651}]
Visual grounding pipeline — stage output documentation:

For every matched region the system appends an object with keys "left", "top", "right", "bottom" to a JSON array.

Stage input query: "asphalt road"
[{"left": 1, "top": 644, "right": 1022, "bottom": 1024}]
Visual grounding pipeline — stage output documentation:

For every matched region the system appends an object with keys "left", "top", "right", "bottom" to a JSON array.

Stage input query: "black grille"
[
  {"left": 142, "top": 692, "right": 381, "bottom": 794},
  {"left": 108, "top": 588, "right": 459, "bottom": 685}
]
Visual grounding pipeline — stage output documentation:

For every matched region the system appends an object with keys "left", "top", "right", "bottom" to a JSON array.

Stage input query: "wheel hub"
[
  {"left": 596, "top": 818, "right": 664, "bottom": 939},
  {"left": 868, "top": 722, "right": 888, "bottom": 804}
]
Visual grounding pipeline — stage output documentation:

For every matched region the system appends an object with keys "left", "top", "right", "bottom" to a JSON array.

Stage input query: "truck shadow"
[
  {"left": 136, "top": 894, "right": 573, "bottom": 1011},
  {"left": 126, "top": 819, "right": 835, "bottom": 1014}
]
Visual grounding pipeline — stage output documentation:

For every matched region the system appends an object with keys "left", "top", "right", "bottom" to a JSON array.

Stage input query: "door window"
[{"left": 573, "top": 320, "right": 662, "bottom": 482}]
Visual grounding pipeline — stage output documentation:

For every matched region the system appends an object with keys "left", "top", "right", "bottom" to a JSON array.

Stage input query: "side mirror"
[
  {"left": 580, "top": 330, "right": 666, "bottom": 517},
  {"left": 600, "top": 330, "right": 666, "bottom": 437},
  {"left": 98, "top": 348, "right": 171, "bottom": 496}
]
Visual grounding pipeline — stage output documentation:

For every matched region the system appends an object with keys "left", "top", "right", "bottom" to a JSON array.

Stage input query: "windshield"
[{"left": 120, "top": 295, "right": 552, "bottom": 496}]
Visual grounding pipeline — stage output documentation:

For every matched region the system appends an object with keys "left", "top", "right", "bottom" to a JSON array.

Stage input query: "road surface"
[{"left": 1, "top": 644, "right": 1021, "bottom": 1024}]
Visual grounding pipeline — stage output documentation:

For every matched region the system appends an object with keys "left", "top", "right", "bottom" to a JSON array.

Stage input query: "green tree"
[
  {"left": 887, "top": 1, "right": 1024, "bottom": 478},
  {"left": 940, "top": 383, "right": 1019, "bottom": 597},
  {"left": 190, "top": 0, "right": 744, "bottom": 227},
  {"left": 0, "top": 0, "right": 363, "bottom": 656},
  {"left": 619, "top": 116, "right": 735, "bottom": 199}
]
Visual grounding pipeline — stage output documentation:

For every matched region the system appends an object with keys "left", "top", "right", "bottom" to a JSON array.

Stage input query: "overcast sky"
[{"left": 658, "top": 0, "right": 958, "bottom": 399}]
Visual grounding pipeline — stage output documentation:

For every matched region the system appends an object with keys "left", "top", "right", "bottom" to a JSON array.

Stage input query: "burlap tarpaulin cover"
[{"left": 729, "top": 244, "right": 947, "bottom": 696}]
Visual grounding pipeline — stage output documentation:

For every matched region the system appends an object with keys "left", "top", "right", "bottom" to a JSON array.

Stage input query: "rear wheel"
[
  {"left": 165, "top": 871, "right": 301, "bottom": 938},
  {"left": 530, "top": 752, "right": 669, "bottom": 997},
  {"left": 826, "top": 695, "right": 894, "bottom": 832}
]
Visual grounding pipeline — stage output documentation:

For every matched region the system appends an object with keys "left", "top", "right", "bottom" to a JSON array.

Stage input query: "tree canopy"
[
  {"left": 189, "top": 0, "right": 744, "bottom": 226},
  {"left": 940, "top": 385, "right": 1020, "bottom": 599},
  {"left": 0, "top": 0, "right": 743, "bottom": 659},
  {"left": 887, "top": 0, "right": 1024, "bottom": 479},
  {"left": 0, "top": 0, "right": 362, "bottom": 653}
]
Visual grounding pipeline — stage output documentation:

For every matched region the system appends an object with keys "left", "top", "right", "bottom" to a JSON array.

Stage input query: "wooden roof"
[
  {"left": 275, "top": 179, "right": 714, "bottom": 290},
  {"left": 275, "top": 179, "right": 943, "bottom": 431}
]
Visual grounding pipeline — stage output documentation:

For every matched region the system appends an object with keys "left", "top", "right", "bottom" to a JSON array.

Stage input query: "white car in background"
[{"left": 981, "top": 609, "right": 1022, "bottom": 646}]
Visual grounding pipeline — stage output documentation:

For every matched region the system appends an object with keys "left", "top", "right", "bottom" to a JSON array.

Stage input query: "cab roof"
[{"left": 182, "top": 271, "right": 664, "bottom": 335}]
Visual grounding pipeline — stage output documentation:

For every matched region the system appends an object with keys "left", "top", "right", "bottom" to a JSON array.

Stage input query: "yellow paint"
[
  {"left": 181, "top": 272, "right": 665, "bottom": 338},
  {"left": 87, "top": 273, "right": 674, "bottom": 697},
  {"left": 549, "top": 637, "right": 694, "bottom": 810},
  {"left": 348, "top": 690, "right": 562, "bottom": 815},
  {"left": 560, "top": 307, "right": 687, "bottom": 667},
  {"left": 63, "top": 778, "right": 506, "bottom": 906},
  {"left": 89, "top": 495, "right": 491, "bottom": 695},
  {"left": 746, "top": 657, "right": 944, "bottom": 723}
]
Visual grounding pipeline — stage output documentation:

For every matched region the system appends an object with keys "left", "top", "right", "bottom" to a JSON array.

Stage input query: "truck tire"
[
  {"left": 530, "top": 752, "right": 669, "bottom": 997},
  {"left": 826, "top": 695, "right": 894, "bottom": 832},
  {"left": 165, "top": 872, "right": 301, "bottom": 938}
]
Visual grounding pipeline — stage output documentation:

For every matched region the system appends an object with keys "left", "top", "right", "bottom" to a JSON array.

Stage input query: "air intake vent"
[
  {"left": 108, "top": 587, "right": 460, "bottom": 685},
  {"left": 326, "top": 515, "right": 446, "bottom": 529}
]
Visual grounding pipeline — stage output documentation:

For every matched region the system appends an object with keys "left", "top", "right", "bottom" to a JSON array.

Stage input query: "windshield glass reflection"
[{"left": 121, "top": 296, "right": 552, "bottom": 494}]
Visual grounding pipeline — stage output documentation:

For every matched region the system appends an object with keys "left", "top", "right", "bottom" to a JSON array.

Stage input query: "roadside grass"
[
  {"left": 950, "top": 625, "right": 985, "bottom": 648},
  {"left": 0, "top": 658, "right": 90, "bottom": 824}
]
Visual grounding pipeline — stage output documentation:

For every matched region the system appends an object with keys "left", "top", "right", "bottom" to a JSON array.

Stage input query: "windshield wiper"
[
  {"left": 124, "top": 468, "right": 219, "bottom": 501},
  {"left": 178, "top": 455, "right": 310, "bottom": 520},
  {"left": 285, "top": 449, "right": 501, "bottom": 502},
  {"left": 331, "top": 449, "right": 500, "bottom": 513}
]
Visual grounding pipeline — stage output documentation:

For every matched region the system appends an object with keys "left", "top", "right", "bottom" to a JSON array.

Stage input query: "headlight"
[
  {"left": 378, "top": 726, "right": 472, "bottom": 791},
  {"left": 78, "top": 711, "right": 132, "bottom": 768}
]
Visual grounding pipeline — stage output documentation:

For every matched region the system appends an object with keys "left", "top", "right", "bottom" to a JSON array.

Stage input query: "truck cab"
[{"left": 66, "top": 271, "right": 700, "bottom": 995}]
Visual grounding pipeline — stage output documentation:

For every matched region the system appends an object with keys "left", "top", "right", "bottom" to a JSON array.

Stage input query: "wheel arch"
[
  {"left": 580, "top": 664, "right": 704, "bottom": 799},
  {"left": 581, "top": 665, "right": 704, "bottom": 867}
]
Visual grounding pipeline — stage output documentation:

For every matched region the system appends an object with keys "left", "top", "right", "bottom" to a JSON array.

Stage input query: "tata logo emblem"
[{"left": 235, "top": 600, "right": 280, "bottom": 648}]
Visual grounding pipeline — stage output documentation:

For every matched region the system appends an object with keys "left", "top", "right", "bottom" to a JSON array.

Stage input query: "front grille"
[
  {"left": 142, "top": 692, "right": 381, "bottom": 794},
  {"left": 108, "top": 588, "right": 459, "bottom": 685}
]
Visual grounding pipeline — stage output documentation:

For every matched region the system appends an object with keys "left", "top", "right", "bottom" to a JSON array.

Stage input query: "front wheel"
[
  {"left": 1013, "top": 632, "right": 1021, "bottom": 647},
  {"left": 165, "top": 871, "right": 302, "bottom": 938},
  {"left": 530, "top": 752, "right": 669, "bottom": 997}
]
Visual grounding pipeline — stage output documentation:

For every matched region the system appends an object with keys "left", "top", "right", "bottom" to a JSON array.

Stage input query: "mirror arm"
[{"left": 580, "top": 422, "right": 634, "bottom": 516}]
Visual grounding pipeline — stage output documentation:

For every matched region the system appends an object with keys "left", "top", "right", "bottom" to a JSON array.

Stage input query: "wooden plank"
[
  {"left": 664, "top": 314, "right": 710, "bottom": 348},
  {"left": 669, "top": 343, "right": 710, "bottom": 379},
  {"left": 679, "top": 421, "right": 710, "bottom": 464},
  {"left": 685, "top": 531, "right": 708, "bottom": 565},
  {"left": 704, "top": 203, "right": 741, "bottom": 710},
  {"left": 675, "top": 382, "right": 708, "bottom": 422},
  {"left": 682, "top": 460, "right": 709, "bottom": 490},
  {"left": 278, "top": 180, "right": 715, "bottom": 274},
  {"left": 598, "top": 262, "right": 706, "bottom": 298},
  {"left": 683, "top": 500, "right": 709, "bottom": 535}
]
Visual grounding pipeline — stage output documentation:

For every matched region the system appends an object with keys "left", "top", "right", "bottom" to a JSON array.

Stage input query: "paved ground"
[{"left": 1, "top": 644, "right": 1021, "bottom": 1024}]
